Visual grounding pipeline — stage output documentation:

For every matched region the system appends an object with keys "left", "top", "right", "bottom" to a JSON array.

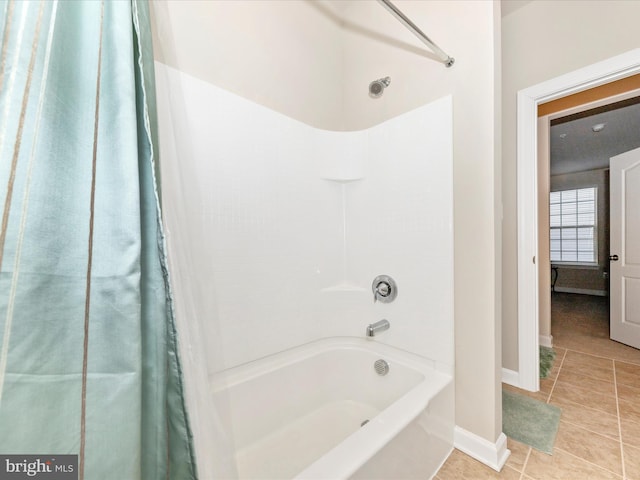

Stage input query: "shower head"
[{"left": 369, "top": 77, "right": 391, "bottom": 98}]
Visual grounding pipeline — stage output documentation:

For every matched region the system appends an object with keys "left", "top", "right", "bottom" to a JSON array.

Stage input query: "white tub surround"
[
  {"left": 156, "top": 62, "right": 453, "bottom": 372},
  {"left": 156, "top": 62, "right": 454, "bottom": 479}
]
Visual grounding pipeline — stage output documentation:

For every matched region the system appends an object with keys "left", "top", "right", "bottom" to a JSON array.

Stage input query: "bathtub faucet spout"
[{"left": 366, "top": 319, "right": 390, "bottom": 337}]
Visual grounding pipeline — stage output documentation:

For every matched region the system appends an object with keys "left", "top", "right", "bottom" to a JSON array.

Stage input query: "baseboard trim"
[
  {"left": 554, "top": 287, "right": 607, "bottom": 297},
  {"left": 454, "top": 427, "right": 510, "bottom": 472},
  {"left": 539, "top": 334, "right": 553, "bottom": 348},
  {"left": 502, "top": 368, "right": 519, "bottom": 388}
]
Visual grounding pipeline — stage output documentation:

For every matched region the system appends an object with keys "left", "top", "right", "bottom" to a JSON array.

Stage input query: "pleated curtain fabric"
[{"left": 0, "top": 1, "right": 197, "bottom": 478}]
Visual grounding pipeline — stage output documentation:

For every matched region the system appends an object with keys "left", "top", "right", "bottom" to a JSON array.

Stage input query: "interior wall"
[
  {"left": 151, "top": 0, "right": 502, "bottom": 454},
  {"left": 150, "top": 0, "right": 344, "bottom": 130},
  {"left": 501, "top": 0, "right": 640, "bottom": 372}
]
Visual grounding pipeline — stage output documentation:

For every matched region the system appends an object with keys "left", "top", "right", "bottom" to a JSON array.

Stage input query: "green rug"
[
  {"left": 502, "top": 390, "right": 561, "bottom": 454},
  {"left": 540, "top": 346, "right": 556, "bottom": 379}
]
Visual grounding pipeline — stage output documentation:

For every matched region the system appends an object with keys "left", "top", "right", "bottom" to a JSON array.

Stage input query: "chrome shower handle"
[
  {"left": 372, "top": 275, "right": 397, "bottom": 303},
  {"left": 374, "top": 281, "right": 391, "bottom": 300}
]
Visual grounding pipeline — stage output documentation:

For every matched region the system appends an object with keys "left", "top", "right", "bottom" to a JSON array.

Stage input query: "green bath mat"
[
  {"left": 540, "top": 346, "right": 556, "bottom": 379},
  {"left": 502, "top": 390, "right": 561, "bottom": 454}
]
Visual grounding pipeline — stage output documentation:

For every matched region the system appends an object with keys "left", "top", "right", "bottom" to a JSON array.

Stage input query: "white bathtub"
[{"left": 210, "top": 337, "right": 454, "bottom": 479}]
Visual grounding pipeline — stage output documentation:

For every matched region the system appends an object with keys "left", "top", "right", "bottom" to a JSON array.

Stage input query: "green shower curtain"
[{"left": 0, "top": 1, "right": 197, "bottom": 478}]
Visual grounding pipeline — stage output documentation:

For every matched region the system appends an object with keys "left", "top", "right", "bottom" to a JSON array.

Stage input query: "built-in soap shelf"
[{"left": 321, "top": 176, "right": 365, "bottom": 183}]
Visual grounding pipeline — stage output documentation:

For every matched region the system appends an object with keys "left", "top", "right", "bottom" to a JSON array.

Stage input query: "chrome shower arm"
[{"left": 376, "top": 0, "right": 454, "bottom": 68}]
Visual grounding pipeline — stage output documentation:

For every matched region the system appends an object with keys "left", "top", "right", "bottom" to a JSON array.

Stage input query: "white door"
[{"left": 610, "top": 147, "right": 640, "bottom": 349}]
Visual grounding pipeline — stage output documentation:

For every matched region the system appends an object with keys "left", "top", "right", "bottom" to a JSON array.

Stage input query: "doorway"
[
  {"left": 515, "top": 49, "right": 640, "bottom": 392},
  {"left": 544, "top": 94, "right": 640, "bottom": 358}
]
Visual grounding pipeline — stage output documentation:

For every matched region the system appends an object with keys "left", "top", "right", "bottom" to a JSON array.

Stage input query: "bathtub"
[{"left": 210, "top": 337, "right": 454, "bottom": 479}]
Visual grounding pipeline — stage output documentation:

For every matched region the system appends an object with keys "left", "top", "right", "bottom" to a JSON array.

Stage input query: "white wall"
[
  {"left": 151, "top": 0, "right": 503, "bottom": 465},
  {"left": 151, "top": 0, "right": 344, "bottom": 130},
  {"left": 502, "top": 0, "right": 640, "bottom": 371}
]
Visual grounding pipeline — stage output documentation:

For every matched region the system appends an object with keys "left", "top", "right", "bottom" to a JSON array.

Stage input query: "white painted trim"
[
  {"left": 516, "top": 48, "right": 640, "bottom": 393},
  {"left": 501, "top": 368, "right": 520, "bottom": 388},
  {"left": 454, "top": 427, "right": 510, "bottom": 472},
  {"left": 517, "top": 88, "right": 540, "bottom": 393},
  {"left": 554, "top": 287, "right": 607, "bottom": 297},
  {"left": 539, "top": 334, "right": 553, "bottom": 349}
]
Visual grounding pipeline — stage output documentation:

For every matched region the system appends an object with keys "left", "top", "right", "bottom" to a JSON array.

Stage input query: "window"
[{"left": 550, "top": 187, "right": 597, "bottom": 264}]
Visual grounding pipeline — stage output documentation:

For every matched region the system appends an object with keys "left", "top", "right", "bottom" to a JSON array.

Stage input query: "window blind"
[{"left": 550, "top": 187, "right": 597, "bottom": 263}]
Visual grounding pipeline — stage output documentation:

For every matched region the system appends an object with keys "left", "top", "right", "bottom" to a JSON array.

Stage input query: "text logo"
[{"left": 0, "top": 456, "right": 77, "bottom": 480}]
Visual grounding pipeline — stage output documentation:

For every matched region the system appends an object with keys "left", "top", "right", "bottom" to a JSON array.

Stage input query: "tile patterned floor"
[{"left": 435, "top": 293, "right": 640, "bottom": 479}]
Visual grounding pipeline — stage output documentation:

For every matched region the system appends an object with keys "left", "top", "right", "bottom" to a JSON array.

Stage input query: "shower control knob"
[
  {"left": 372, "top": 275, "right": 397, "bottom": 303},
  {"left": 377, "top": 282, "right": 391, "bottom": 297}
]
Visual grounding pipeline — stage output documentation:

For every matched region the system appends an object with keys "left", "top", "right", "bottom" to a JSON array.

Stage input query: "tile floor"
[{"left": 435, "top": 292, "right": 640, "bottom": 479}]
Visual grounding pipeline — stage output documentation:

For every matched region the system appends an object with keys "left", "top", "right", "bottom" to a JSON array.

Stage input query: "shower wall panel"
[
  {"left": 156, "top": 63, "right": 344, "bottom": 373},
  {"left": 156, "top": 63, "right": 452, "bottom": 373},
  {"left": 347, "top": 97, "right": 454, "bottom": 372}
]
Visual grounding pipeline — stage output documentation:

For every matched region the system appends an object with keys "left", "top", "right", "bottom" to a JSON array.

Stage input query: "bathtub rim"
[{"left": 210, "top": 336, "right": 442, "bottom": 390}]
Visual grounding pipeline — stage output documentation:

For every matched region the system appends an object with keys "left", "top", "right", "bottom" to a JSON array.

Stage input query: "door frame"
[{"left": 516, "top": 49, "right": 640, "bottom": 392}]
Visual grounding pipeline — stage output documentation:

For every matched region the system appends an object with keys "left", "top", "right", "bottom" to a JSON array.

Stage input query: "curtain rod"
[{"left": 376, "top": 0, "right": 454, "bottom": 68}]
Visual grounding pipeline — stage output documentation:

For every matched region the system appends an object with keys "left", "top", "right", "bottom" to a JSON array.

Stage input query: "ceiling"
[{"left": 550, "top": 98, "right": 640, "bottom": 176}]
